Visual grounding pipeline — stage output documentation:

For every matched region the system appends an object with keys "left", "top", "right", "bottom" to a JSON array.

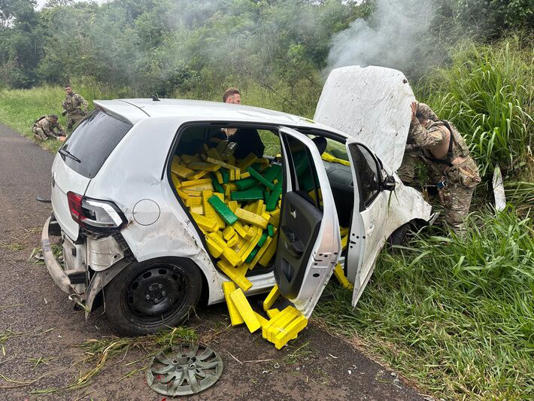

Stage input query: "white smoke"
[{"left": 327, "top": 0, "right": 437, "bottom": 74}]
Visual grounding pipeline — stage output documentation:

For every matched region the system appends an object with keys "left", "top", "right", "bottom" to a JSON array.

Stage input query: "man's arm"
[
  {"left": 55, "top": 122, "right": 66, "bottom": 137},
  {"left": 408, "top": 102, "right": 446, "bottom": 149},
  {"left": 76, "top": 94, "right": 88, "bottom": 112},
  {"left": 410, "top": 118, "right": 447, "bottom": 149}
]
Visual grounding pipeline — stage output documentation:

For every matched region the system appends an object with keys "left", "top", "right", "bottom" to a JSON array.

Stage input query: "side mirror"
[{"left": 381, "top": 175, "right": 396, "bottom": 191}]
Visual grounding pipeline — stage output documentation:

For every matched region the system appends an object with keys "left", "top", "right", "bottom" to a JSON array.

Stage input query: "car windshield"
[{"left": 60, "top": 110, "right": 133, "bottom": 178}]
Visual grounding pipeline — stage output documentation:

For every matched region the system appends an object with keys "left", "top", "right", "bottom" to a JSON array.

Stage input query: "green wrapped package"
[{"left": 208, "top": 195, "right": 238, "bottom": 225}]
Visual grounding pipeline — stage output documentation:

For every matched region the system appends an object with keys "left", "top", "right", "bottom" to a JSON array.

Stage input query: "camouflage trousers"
[
  {"left": 67, "top": 112, "right": 86, "bottom": 130},
  {"left": 397, "top": 151, "right": 419, "bottom": 184},
  {"left": 438, "top": 157, "right": 480, "bottom": 234},
  {"left": 33, "top": 126, "right": 51, "bottom": 141}
]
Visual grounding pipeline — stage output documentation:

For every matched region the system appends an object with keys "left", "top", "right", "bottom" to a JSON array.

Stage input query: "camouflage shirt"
[
  {"left": 409, "top": 118, "right": 470, "bottom": 165},
  {"left": 62, "top": 93, "right": 88, "bottom": 115},
  {"left": 34, "top": 116, "right": 65, "bottom": 137}
]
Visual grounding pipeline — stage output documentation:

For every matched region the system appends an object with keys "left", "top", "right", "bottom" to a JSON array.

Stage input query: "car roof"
[{"left": 93, "top": 98, "right": 348, "bottom": 138}]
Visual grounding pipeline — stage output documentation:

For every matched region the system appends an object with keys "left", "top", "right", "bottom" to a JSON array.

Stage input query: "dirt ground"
[{"left": 0, "top": 123, "right": 427, "bottom": 401}]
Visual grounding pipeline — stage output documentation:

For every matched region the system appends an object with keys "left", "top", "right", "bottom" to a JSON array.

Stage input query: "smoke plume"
[{"left": 327, "top": 0, "right": 437, "bottom": 76}]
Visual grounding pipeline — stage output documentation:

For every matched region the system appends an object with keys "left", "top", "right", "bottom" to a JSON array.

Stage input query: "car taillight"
[
  {"left": 67, "top": 191, "right": 126, "bottom": 232},
  {"left": 67, "top": 191, "right": 84, "bottom": 224}
]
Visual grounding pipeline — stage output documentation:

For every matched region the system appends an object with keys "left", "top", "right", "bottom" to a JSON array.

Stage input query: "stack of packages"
[{"left": 171, "top": 143, "right": 308, "bottom": 349}]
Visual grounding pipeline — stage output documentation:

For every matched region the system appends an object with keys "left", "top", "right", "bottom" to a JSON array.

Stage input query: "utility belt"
[{"left": 436, "top": 156, "right": 479, "bottom": 189}]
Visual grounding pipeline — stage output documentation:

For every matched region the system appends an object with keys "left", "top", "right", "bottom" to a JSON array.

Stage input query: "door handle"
[{"left": 282, "top": 226, "right": 304, "bottom": 257}]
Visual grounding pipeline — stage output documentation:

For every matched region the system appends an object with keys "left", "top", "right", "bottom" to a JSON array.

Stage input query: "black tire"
[
  {"left": 387, "top": 223, "right": 412, "bottom": 249},
  {"left": 104, "top": 257, "right": 202, "bottom": 336}
]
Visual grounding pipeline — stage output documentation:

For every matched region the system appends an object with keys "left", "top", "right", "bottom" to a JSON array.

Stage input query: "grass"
[
  {"left": 26, "top": 326, "right": 197, "bottom": 395},
  {"left": 417, "top": 36, "right": 533, "bottom": 178},
  {"left": 315, "top": 208, "right": 534, "bottom": 400},
  {"left": 0, "top": 81, "right": 123, "bottom": 153},
  {"left": 1, "top": 36, "right": 533, "bottom": 401}
]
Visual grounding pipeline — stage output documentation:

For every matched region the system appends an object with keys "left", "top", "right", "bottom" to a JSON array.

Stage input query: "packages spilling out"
[
  {"left": 171, "top": 143, "right": 308, "bottom": 349},
  {"left": 171, "top": 142, "right": 353, "bottom": 349}
]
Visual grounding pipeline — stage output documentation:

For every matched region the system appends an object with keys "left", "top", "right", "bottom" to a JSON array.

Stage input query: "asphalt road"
[{"left": 0, "top": 123, "right": 427, "bottom": 401}]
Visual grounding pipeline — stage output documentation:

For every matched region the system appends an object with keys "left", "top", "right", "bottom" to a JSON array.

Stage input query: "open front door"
[
  {"left": 345, "top": 139, "right": 390, "bottom": 307},
  {"left": 274, "top": 127, "right": 341, "bottom": 318}
]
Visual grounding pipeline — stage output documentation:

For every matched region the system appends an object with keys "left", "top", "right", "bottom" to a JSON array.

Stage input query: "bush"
[{"left": 417, "top": 36, "right": 533, "bottom": 178}]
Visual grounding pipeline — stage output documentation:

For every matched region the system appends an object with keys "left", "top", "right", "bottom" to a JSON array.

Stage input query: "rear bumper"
[{"left": 41, "top": 216, "right": 73, "bottom": 294}]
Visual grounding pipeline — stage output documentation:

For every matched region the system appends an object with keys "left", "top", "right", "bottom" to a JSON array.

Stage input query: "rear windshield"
[{"left": 60, "top": 110, "right": 133, "bottom": 178}]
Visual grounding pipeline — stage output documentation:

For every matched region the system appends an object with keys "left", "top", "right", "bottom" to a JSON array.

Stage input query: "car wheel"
[
  {"left": 387, "top": 223, "right": 412, "bottom": 248},
  {"left": 104, "top": 257, "right": 202, "bottom": 336}
]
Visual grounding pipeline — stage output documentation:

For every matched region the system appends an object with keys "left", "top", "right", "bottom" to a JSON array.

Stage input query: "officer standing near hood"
[{"left": 405, "top": 102, "right": 480, "bottom": 234}]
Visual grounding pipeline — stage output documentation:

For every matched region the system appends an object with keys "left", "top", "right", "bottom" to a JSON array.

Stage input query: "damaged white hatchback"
[{"left": 42, "top": 66, "right": 432, "bottom": 335}]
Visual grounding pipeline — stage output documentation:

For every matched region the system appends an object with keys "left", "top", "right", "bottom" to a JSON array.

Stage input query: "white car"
[{"left": 42, "top": 66, "right": 431, "bottom": 335}]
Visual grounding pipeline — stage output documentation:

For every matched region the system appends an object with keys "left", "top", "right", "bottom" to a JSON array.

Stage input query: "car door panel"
[
  {"left": 275, "top": 191, "right": 323, "bottom": 298},
  {"left": 275, "top": 127, "right": 341, "bottom": 318},
  {"left": 345, "top": 140, "right": 389, "bottom": 306}
]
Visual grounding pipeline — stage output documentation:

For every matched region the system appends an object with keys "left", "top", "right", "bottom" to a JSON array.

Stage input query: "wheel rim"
[
  {"left": 126, "top": 264, "right": 188, "bottom": 321},
  {"left": 146, "top": 344, "right": 223, "bottom": 396}
]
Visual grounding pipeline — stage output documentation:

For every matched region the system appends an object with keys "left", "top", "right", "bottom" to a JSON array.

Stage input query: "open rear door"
[{"left": 274, "top": 127, "right": 341, "bottom": 318}]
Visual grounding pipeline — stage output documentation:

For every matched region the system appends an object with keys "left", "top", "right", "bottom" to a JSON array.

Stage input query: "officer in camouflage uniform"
[
  {"left": 32, "top": 115, "right": 66, "bottom": 141},
  {"left": 62, "top": 86, "right": 88, "bottom": 130},
  {"left": 405, "top": 102, "right": 480, "bottom": 234}
]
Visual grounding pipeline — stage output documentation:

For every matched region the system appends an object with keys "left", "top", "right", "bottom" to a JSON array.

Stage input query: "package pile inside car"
[{"left": 172, "top": 135, "right": 322, "bottom": 348}]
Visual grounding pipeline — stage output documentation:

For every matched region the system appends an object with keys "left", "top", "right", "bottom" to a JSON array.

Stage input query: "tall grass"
[
  {"left": 316, "top": 208, "right": 534, "bottom": 400},
  {"left": 417, "top": 36, "right": 533, "bottom": 178},
  {"left": 0, "top": 80, "right": 125, "bottom": 152}
]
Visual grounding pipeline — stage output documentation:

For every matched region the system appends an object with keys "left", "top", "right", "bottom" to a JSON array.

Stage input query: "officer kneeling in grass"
[
  {"left": 32, "top": 114, "right": 66, "bottom": 142},
  {"left": 400, "top": 102, "right": 481, "bottom": 235}
]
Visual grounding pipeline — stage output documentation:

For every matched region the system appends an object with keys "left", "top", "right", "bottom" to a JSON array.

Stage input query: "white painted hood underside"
[{"left": 314, "top": 65, "right": 415, "bottom": 172}]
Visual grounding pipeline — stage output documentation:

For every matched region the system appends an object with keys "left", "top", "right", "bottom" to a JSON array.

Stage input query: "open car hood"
[{"left": 314, "top": 66, "right": 415, "bottom": 172}]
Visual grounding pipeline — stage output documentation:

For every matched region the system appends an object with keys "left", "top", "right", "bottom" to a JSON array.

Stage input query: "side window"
[
  {"left": 349, "top": 144, "right": 381, "bottom": 210},
  {"left": 283, "top": 134, "right": 322, "bottom": 210},
  {"left": 259, "top": 129, "right": 281, "bottom": 157}
]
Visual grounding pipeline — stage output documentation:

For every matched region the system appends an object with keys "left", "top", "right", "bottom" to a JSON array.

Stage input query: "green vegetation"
[
  {"left": 418, "top": 36, "right": 533, "bottom": 177},
  {"left": 316, "top": 209, "right": 534, "bottom": 400},
  {"left": 0, "top": 1, "right": 532, "bottom": 401}
]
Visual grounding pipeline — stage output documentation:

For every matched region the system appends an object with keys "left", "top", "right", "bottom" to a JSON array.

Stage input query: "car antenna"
[{"left": 152, "top": 94, "right": 160, "bottom": 101}]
